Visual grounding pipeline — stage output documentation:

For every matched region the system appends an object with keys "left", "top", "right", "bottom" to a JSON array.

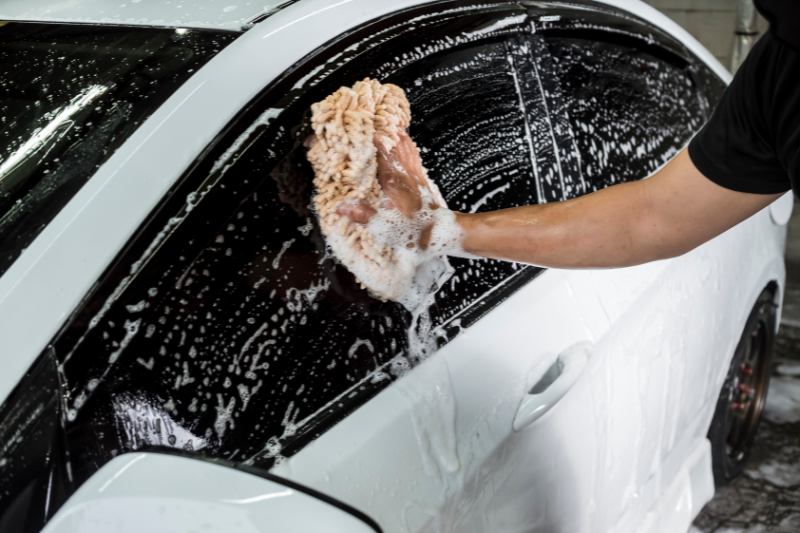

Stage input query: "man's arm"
[
  {"left": 341, "top": 135, "right": 784, "bottom": 269},
  {"left": 339, "top": 32, "right": 792, "bottom": 271},
  {"left": 456, "top": 148, "right": 784, "bottom": 268}
]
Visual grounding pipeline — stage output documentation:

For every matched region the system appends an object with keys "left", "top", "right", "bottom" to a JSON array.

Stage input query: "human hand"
[
  {"left": 339, "top": 131, "right": 438, "bottom": 222},
  {"left": 334, "top": 128, "right": 472, "bottom": 285}
]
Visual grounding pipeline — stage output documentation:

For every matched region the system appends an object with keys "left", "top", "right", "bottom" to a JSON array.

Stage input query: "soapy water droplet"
[{"left": 396, "top": 355, "right": 460, "bottom": 479}]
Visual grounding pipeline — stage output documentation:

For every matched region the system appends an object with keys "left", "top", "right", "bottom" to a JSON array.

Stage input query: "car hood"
[{"left": 0, "top": 0, "right": 287, "bottom": 30}]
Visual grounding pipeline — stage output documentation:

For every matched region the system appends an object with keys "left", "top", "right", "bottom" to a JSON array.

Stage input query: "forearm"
[
  {"left": 456, "top": 180, "right": 665, "bottom": 268},
  {"left": 348, "top": 145, "right": 783, "bottom": 271},
  {"left": 454, "top": 148, "right": 784, "bottom": 269}
]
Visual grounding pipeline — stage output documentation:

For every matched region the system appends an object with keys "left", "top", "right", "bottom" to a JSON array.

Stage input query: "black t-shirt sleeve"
[{"left": 688, "top": 33, "right": 792, "bottom": 195}]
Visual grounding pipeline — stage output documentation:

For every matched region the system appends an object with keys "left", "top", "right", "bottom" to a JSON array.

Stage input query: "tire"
[{"left": 707, "top": 288, "right": 777, "bottom": 487}]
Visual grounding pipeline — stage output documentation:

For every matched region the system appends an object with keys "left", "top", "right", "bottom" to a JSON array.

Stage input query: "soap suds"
[{"left": 395, "top": 355, "right": 460, "bottom": 480}]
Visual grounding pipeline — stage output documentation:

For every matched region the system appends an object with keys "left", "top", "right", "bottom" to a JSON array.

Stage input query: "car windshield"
[{"left": 0, "top": 22, "right": 237, "bottom": 278}]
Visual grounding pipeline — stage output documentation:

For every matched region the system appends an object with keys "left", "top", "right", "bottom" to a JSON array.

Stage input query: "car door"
[{"left": 530, "top": 10, "right": 731, "bottom": 532}]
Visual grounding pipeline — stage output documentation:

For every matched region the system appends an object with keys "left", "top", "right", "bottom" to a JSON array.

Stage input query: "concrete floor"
[{"left": 692, "top": 204, "right": 800, "bottom": 532}]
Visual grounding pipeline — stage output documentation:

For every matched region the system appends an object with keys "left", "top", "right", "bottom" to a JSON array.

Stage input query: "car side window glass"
[
  {"left": 0, "top": 353, "right": 65, "bottom": 532},
  {"left": 695, "top": 61, "right": 727, "bottom": 112},
  {"left": 65, "top": 163, "right": 414, "bottom": 476},
  {"left": 388, "top": 42, "right": 537, "bottom": 214},
  {"left": 385, "top": 39, "right": 542, "bottom": 323},
  {"left": 0, "top": 24, "right": 237, "bottom": 279},
  {"left": 55, "top": 15, "right": 545, "bottom": 488},
  {"left": 542, "top": 35, "right": 706, "bottom": 192}
]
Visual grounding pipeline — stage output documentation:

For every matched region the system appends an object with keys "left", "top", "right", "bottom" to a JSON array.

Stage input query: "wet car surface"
[
  {"left": 692, "top": 209, "right": 800, "bottom": 533},
  {"left": 0, "top": 1, "right": 791, "bottom": 532}
]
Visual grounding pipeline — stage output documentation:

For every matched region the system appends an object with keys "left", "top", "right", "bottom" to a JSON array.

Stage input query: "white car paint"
[
  {"left": 513, "top": 340, "right": 595, "bottom": 431},
  {"left": 282, "top": 206, "right": 784, "bottom": 533},
  {"left": 41, "top": 453, "right": 377, "bottom": 533},
  {"left": 0, "top": 2, "right": 787, "bottom": 533}
]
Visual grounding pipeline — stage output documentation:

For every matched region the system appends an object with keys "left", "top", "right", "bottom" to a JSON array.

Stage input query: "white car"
[{"left": 0, "top": 1, "right": 792, "bottom": 532}]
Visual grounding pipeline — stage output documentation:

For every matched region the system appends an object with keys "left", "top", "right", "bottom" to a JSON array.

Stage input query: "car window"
[
  {"left": 540, "top": 33, "right": 706, "bottom": 192},
  {"left": 0, "top": 353, "right": 64, "bottom": 532},
  {"left": 48, "top": 6, "right": 547, "bottom": 495},
  {"left": 695, "top": 60, "right": 727, "bottom": 112},
  {"left": 385, "top": 39, "right": 545, "bottom": 324},
  {"left": 0, "top": 23, "right": 237, "bottom": 279}
]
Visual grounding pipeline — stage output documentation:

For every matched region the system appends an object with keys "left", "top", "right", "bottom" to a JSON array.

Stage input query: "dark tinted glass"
[
  {"left": 386, "top": 39, "right": 542, "bottom": 322},
  {"left": 0, "top": 353, "right": 67, "bottom": 533},
  {"left": 49, "top": 6, "right": 547, "bottom": 487},
  {"left": 543, "top": 35, "right": 706, "bottom": 191},
  {"left": 389, "top": 42, "right": 537, "bottom": 213},
  {"left": 64, "top": 167, "right": 414, "bottom": 474},
  {"left": 0, "top": 23, "right": 237, "bottom": 278},
  {"left": 696, "top": 61, "right": 727, "bottom": 112}
]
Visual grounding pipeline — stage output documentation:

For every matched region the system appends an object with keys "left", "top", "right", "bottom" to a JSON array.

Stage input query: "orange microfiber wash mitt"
[{"left": 305, "top": 78, "right": 460, "bottom": 310}]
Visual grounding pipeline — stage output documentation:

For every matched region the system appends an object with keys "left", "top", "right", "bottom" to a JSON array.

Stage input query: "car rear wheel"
[{"left": 708, "top": 288, "right": 777, "bottom": 487}]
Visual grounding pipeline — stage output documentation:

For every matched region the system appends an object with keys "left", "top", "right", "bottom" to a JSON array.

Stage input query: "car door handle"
[{"left": 513, "top": 341, "right": 593, "bottom": 431}]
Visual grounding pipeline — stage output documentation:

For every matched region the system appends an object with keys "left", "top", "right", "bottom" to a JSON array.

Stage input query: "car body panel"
[
  {"left": 582, "top": 207, "right": 785, "bottom": 531},
  {"left": 280, "top": 268, "right": 606, "bottom": 532},
  {"left": 770, "top": 191, "right": 795, "bottom": 226},
  {"left": 40, "top": 453, "right": 378, "bottom": 533},
  {"left": 282, "top": 206, "right": 785, "bottom": 533},
  {"left": 634, "top": 437, "right": 714, "bottom": 533}
]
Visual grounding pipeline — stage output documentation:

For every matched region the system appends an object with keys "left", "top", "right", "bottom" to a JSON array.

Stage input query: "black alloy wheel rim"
[{"left": 724, "top": 314, "right": 771, "bottom": 465}]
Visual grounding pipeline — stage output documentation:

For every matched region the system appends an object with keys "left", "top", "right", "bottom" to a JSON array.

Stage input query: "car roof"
[{"left": 0, "top": 0, "right": 288, "bottom": 31}]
